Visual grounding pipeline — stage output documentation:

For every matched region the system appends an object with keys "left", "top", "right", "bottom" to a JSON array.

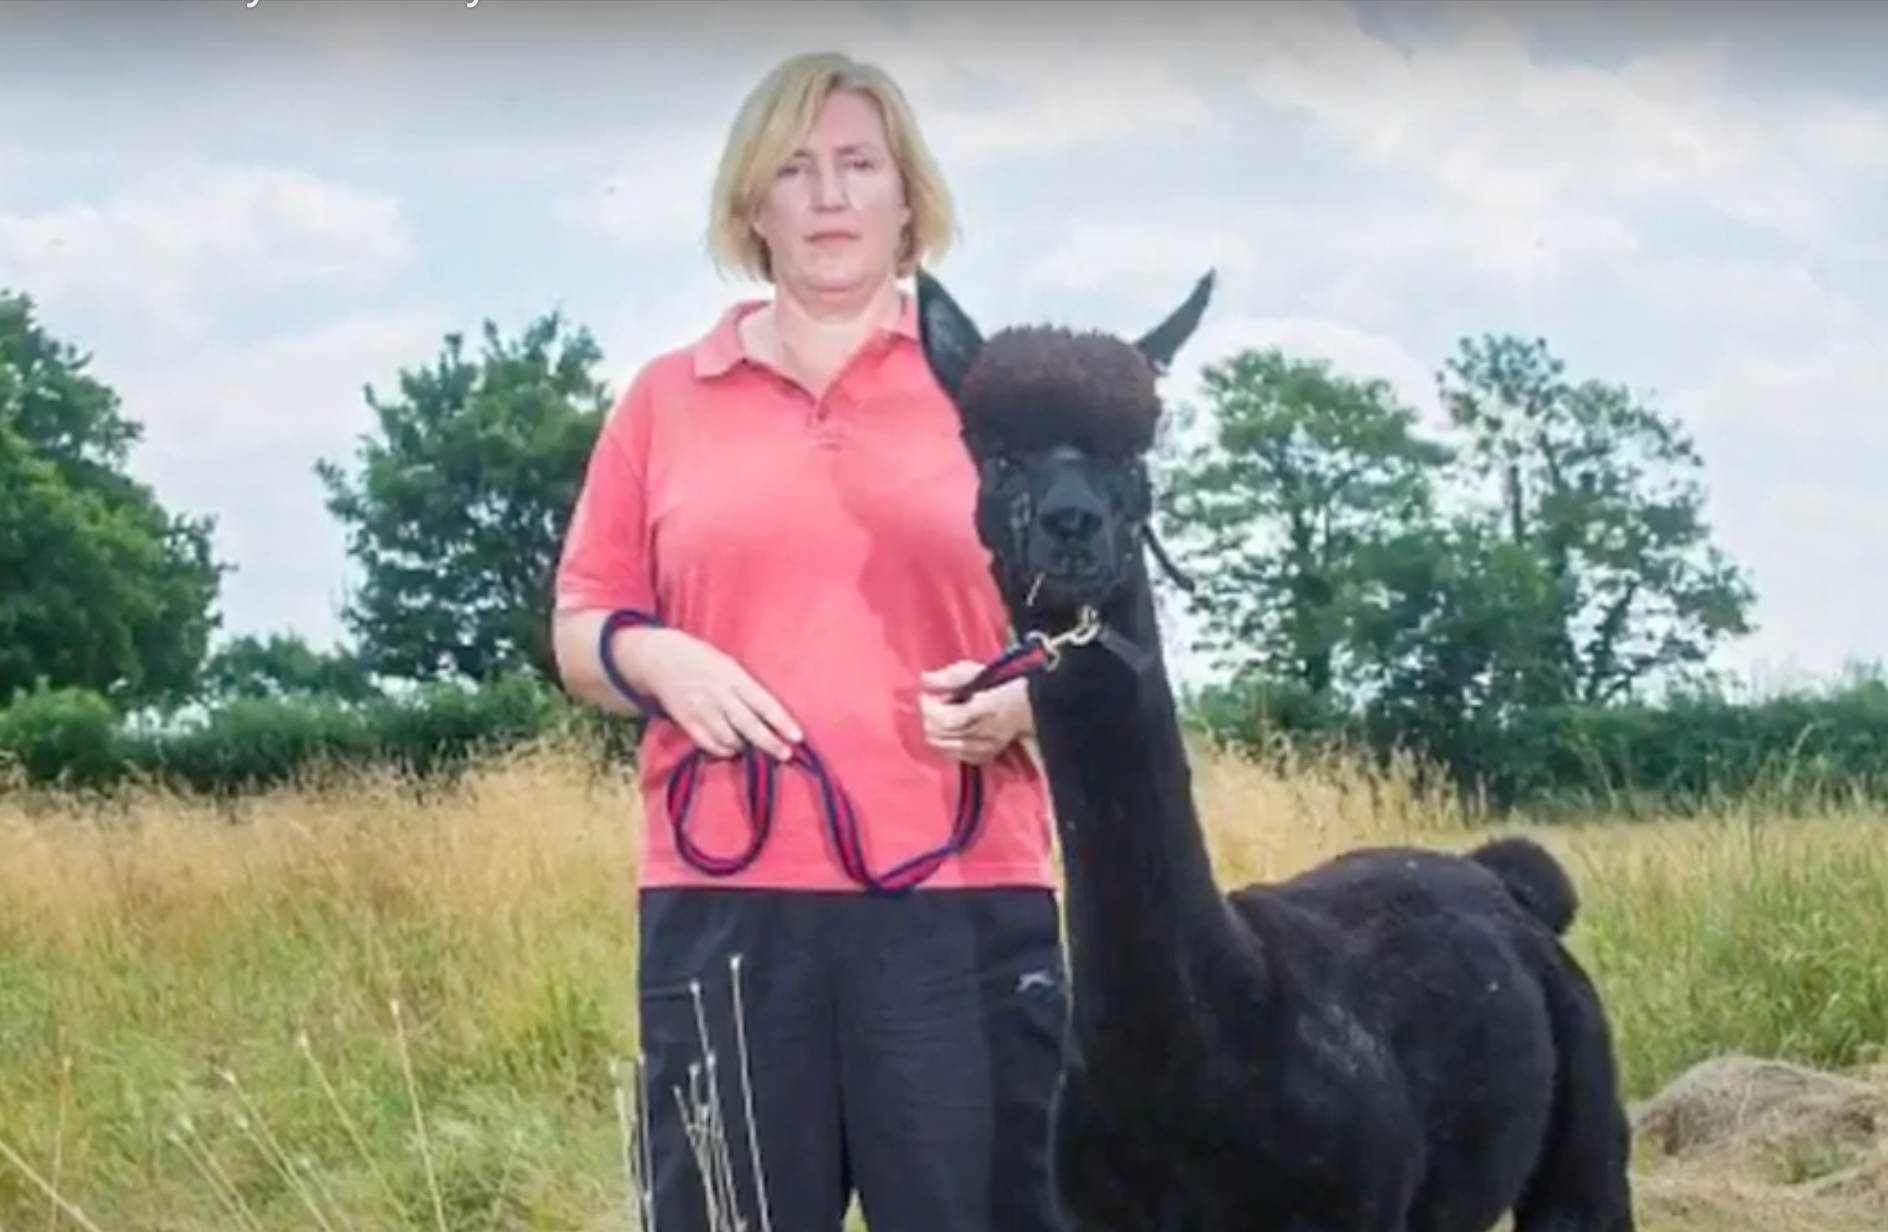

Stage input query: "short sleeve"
[{"left": 554, "top": 369, "right": 658, "bottom": 615}]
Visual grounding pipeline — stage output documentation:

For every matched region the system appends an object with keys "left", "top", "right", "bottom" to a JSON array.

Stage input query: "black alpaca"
[{"left": 914, "top": 269, "right": 1637, "bottom": 1232}]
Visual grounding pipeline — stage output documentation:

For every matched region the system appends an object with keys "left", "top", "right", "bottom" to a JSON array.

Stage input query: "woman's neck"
[
  {"left": 775, "top": 275, "right": 902, "bottom": 332},
  {"left": 748, "top": 277, "right": 903, "bottom": 394}
]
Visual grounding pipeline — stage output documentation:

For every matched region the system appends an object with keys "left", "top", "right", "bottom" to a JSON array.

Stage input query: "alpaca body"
[
  {"left": 1037, "top": 617, "right": 1421, "bottom": 1232},
  {"left": 1036, "top": 588, "right": 1631, "bottom": 1232},
  {"left": 911, "top": 268, "right": 1635, "bottom": 1232}
]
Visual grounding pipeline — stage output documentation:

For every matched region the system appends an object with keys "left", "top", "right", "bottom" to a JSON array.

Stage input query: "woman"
[{"left": 552, "top": 51, "right": 1067, "bottom": 1232}]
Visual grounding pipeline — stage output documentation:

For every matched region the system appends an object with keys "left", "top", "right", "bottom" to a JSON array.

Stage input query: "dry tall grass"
[{"left": 2, "top": 737, "right": 1886, "bottom": 1230}]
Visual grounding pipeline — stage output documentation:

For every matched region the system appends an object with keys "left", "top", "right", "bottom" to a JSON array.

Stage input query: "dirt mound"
[
  {"left": 1633, "top": 1171, "right": 1887, "bottom": 1232},
  {"left": 1633, "top": 1054, "right": 1886, "bottom": 1192}
]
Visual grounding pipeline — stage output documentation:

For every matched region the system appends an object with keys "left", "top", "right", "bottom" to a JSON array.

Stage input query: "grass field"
[{"left": 2, "top": 738, "right": 1886, "bottom": 1230}]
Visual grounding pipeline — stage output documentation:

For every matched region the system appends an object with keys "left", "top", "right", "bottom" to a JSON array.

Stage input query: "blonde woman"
[{"left": 553, "top": 52, "right": 1065, "bottom": 1232}]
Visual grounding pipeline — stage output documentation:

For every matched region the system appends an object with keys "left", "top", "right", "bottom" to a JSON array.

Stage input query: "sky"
[{"left": 1, "top": 0, "right": 1885, "bottom": 698}]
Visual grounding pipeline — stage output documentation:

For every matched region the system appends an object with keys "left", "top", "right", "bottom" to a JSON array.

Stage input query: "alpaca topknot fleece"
[{"left": 955, "top": 326, "right": 1163, "bottom": 458}]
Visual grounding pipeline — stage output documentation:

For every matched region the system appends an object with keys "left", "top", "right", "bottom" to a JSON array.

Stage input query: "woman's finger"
[
  {"left": 682, "top": 712, "right": 741, "bottom": 758},
  {"left": 921, "top": 695, "right": 975, "bottom": 736},
  {"left": 923, "top": 726, "right": 964, "bottom": 754},
  {"left": 733, "top": 677, "right": 803, "bottom": 749},
  {"left": 725, "top": 696, "right": 794, "bottom": 761},
  {"left": 681, "top": 695, "right": 746, "bottom": 757},
  {"left": 930, "top": 732, "right": 1002, "bottom": 765}
]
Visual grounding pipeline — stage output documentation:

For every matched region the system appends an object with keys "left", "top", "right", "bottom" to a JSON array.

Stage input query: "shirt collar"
[{"left": 689, "top": 288, "right": 919, "bottom": 379}]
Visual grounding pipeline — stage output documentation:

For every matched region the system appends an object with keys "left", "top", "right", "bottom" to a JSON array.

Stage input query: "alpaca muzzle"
[{"left": 1027, "top": 485, "right": 1131, "bottom": 606}]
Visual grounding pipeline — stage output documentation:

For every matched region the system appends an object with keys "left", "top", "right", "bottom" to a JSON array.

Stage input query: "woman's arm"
[
  {"left": 554, "top": 611, "right": 799, "bottom": 758},
  {"left": 551, "top": 608, "right": 669, "bottom": 717},
  {"left": 552, "top": 374, "right": 663, "bottom": 717},
  {"left": 550, "top": 376, "right": 800, "bottom": 758}
]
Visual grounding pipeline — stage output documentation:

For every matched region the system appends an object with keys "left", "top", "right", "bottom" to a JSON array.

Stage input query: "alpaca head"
[{"left": 915, "top": 268, "right": 1214, "bottom": 623}]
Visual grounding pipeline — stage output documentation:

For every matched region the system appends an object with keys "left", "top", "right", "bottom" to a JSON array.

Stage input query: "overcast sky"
[{"left": 2, "top": 0, "right": 1884, "bottom": 696}]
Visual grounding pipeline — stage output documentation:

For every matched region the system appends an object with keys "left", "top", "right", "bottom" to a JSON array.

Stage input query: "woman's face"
[{"left": 753, "top": 89, "right": 911, "bottom": 298}]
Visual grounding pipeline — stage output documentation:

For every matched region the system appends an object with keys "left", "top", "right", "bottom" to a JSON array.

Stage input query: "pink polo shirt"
[{"left": 555, "top": 292, "right": 1055, "bottom": 893}]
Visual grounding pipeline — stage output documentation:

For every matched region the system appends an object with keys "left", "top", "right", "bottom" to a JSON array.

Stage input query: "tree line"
[{"left": 4, "top": 285, "right": 1884, "bottom": 816}]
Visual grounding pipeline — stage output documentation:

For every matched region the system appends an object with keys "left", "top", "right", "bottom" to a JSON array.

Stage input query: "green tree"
[
  {"left": 315, "top": 312, "right": 614, "bottom": 686},
  {"left": 0, "top": 292, "right": 225, "bottom": 709},
  {"left": 1434, "top": 334, "right": 1755, "bottom": 706},
  {"left": 198, "top": 631, "right": 379, "bottom": 704},
  {"left": 1346, "top": 518, "right": 1564, "bottom": 783},
  {"left": 1158, "top": 347, "right": 1450, "bottom": 692}
]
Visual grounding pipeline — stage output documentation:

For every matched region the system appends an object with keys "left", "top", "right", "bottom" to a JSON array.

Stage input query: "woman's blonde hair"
[{"left": 707, "top": 51, "right": 958, "bottom": 283}]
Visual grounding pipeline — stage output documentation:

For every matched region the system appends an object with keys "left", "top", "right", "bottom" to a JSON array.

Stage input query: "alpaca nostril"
[{"left": 1040, "top": 503, "right": 1102, "bottom": 543}]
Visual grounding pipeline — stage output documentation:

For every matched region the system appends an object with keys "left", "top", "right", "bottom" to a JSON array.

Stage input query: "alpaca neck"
[{"left": 1026, "top": 571, "right": 1255, "bottom": 1055}]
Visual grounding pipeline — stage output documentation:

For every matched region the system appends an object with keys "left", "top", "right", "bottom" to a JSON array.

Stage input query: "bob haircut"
[{"left": 707, "top": 51, "right": 958, "bottom": 283}]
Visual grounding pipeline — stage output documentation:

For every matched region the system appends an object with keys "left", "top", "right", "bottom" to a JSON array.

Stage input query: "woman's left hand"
[{"left": 917, "top": 662, "right": 1033, "bottom": 766}]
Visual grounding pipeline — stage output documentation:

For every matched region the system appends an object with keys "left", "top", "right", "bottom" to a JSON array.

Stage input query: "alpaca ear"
[
  {"left": 915, "top": 268, "right": 984, "bottom": 401},
  {"left": 1134, "top": 269, "right": 1217, "bottom": 377}
]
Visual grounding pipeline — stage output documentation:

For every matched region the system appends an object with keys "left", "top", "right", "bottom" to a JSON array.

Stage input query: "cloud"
[
  {"left": 989, "top": 3, "right": 1888, "bottom": 691},
  {"left": 1243, "top": 5, "right": 1888, "bottom": 250},
  {"left": 1701, "top": 465, "right": 1888, "bottom": 691},
  {"left": 1621, "top": 257, "right": 1860, "bottom": 336},
  {"left": 0, "top": 165, "right": 412, "bottom": 339},
  {"left": 1016, "top": 195, "right": 1597, "bottom": 320},
  {"left": 557, "top": 4, "right": 1218, "bottom": 252},
  {"left": 874, "top": 5, "right": 1222, "bottom": 164},
  {"left": 553, "top": 129, "right": 726, "bottom": 256},
  {"left": 1733, "top": 481, "right": 1888, "bottom": 689},
  {"left": 1154, "top": 310, "right": 1442, "bottom": 435},
  {"left": 108, "top": 308, "right": 453, "bottom": 645},
  {"left": 1018, "top": 3, "right": 1887, "bottom": 357},
  {"left": 1008, "top": 1, "right": 1888, "bottom": 332},
  {"left": 1611, "top": 317, "right": 1888, "bottom": 685},
  {"left": 1679, "top": 327, "right": 1888, "bottom": 452},
  {"left": 2, "top": 0, "right": 1882, "bottom": 695}
]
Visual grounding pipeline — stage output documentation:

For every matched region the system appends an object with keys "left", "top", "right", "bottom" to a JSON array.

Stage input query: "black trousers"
[{"left": 633, "top": 885, "right": 1069, "bottom": 1232}]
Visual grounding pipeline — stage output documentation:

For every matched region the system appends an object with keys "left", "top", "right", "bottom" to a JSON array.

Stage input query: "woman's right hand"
[{"left": 630, "top": 628, "right": 803, "bottom": 761}]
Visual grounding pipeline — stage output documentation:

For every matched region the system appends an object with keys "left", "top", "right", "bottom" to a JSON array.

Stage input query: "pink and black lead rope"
[{"left": 597, "top": 608, "right": 1068, "bottom": 896}]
